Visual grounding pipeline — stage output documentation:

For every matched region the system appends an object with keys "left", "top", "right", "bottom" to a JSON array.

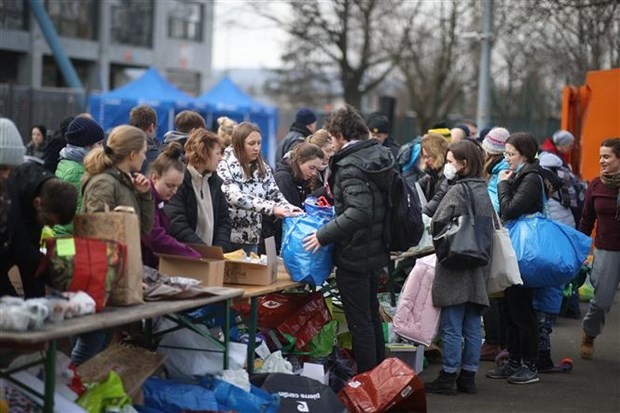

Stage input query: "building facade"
[{"left": 0, "top": 0, "right": 214, "bottom": 94}]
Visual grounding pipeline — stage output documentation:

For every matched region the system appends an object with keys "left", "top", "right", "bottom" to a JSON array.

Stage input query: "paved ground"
[{"left": 422, "top": 298, "right": 620, "bottom": 413}]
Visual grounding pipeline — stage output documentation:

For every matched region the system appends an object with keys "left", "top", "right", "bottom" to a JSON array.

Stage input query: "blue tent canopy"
[
  {"left": 88, "top": 67, "right": 194, "bottom": 140},
  {"left": 196, "top": 77, "right": 278, "bottom": 166}
]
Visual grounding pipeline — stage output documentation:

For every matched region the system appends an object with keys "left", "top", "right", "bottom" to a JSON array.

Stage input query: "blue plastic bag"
[
  {"left": 281, "top": 198, "right": 334, "bottom": 285},
  {"left": 200, "top": 376, "right": 280, "bottom": 413},
  {"left": 142, "top": 377, "right": 219, "bottom": 413},
  {"left": 507, "top": 214, "right": 591, "bottom": 288}
]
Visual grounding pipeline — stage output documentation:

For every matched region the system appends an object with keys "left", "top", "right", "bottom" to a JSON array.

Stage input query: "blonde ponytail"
[{"left": 84, "top": 125, "right": 146, "bottom": 175}]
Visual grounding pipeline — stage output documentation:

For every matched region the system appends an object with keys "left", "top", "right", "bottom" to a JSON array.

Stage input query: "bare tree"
[
  {"left": 255, "top": 0, "right": 410, "bottom": 108},
  {"left": 398, "top": 0, "right": 476, "bottom": 133}
]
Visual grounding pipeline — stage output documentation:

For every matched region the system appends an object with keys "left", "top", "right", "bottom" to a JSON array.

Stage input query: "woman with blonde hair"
[
  {"left": 306, "top": 129, "right": 335, "bottom": 182},
  {"left": 417, "top": 133, "right": 450, "bottom": 216},
  {"left": 217, "top": 116, "right": 237, "bottom": 147},
  {"left": 74, "top": 125, "right": 154, "bottom": 366},
  {"left": 217, "top": 122, "right": 302, "bottom": 254},
  {"left": 166, "top": 128, "right": 231, "bottom": 251}
]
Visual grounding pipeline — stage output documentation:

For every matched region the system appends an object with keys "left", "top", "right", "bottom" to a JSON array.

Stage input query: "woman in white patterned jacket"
[{"left": 217, "top": 122, "right": 302, "bottom": 254}]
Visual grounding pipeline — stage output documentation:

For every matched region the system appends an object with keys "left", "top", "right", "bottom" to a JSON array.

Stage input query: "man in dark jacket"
[
  {"left": 275, "top": 108, "right": 317, "bottom": 164},
  {"left": 129, "top": 104, "right": 161, "bottom": 173},
  {"left": 367, "top": 113, "right": 400, "bottom": 160},
  {"left": 304, "top": 105, "right": 394, "bottom": 373},
  {"left": 0, "top": 162, "right": 77, "bottom": 298}
]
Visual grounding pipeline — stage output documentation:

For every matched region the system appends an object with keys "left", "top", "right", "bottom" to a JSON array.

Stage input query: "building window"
[
  {"left": 110, "top": 0, "right": 153, "bottom": 48},
  {"left": 0, "top": 0, "right": 28, "bottom": 30},
  {"left": 168, "top": 1, "right": 203, "bottom": 42},
  {"left": 45, "top": 0, "right": 98, "bottom": 40}
]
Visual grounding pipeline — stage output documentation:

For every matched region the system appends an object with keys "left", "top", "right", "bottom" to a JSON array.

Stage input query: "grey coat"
[{"left": 431, "top": 178, "right": 493, "bottom": 308}]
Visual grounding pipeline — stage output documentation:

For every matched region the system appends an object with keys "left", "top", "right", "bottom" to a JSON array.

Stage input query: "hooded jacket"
[
  {"left": 53, "top": 146, "right": 89, "bottom": 235},
  {"left": 81, "top": 167, "right": 154, "bottom": 236},
  {"left": 497, "top": 162, "right": 547, "bottom": 223},
  {"left": 275, "top": 123, "right": 313, "bottom": 164},
  {"left": 274, "top": 159, "right": 312, "bottom": 209},
  {"left": 165, "top": 168, "right": 232, "bottom": 252},
  {"left": 487, "top": 157, "right": 510, "bottom": 213},
  {"left": 316, "top": 139, "right": 393, "bottom": 272},
  {"left": 217, "top": 146, "right": 291, "bottom": 245},
  {"left": 0, "top": 163, "right": 55, "bottom": 298}
]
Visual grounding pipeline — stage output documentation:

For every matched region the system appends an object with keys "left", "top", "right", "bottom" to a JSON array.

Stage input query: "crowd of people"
[{"left": 0, "top": 104, "right": 618, "bottom": 398}]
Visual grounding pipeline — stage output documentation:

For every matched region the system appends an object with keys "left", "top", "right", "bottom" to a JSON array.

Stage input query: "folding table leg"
[
  {"left": 44, "top": 340, "right": 57, "bottom": 413},
  {"left": 246, "top": 296, "right": 258, "bottom": 375},
  {"left": 224, "top": 298, "right": 230, "bottom": 370}
]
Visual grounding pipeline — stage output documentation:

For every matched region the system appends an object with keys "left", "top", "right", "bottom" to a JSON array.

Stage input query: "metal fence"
[{"left": 0, "top": 84, "right": 85, "bottom": 143}]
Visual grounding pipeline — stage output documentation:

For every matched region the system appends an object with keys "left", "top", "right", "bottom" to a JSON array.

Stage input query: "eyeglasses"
[{"left": 503, "top": 151, "right": 517, "bottom": 158}]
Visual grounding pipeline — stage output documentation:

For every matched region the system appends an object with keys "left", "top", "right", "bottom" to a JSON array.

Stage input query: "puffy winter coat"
[
  {"left": 497, "top": 162, "right": 546, "bottom": 223},
  {"left": 54, "top": 158, "right": 85, "bottom": 235},
  {"left": 81, "top": 167, "right": 154, "bottom": 236},
  {"left": 316, "top": 139, "right": 393, "bottom": 272},
  {"left": 165, "top": 169, "right": 231, "bottom": 251},
  {"left": 487, "top": 157, "right": 509, "bottom": 213},
  {"left": 431, "top": 178, "right": 493, "bottom": 308},
  {"left": 217, "top": 146, "right": 292, "bottom": 245}
]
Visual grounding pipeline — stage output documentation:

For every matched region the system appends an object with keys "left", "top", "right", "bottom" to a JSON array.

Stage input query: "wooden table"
[
  {"left": 224, "top": 266, "right": 302, "bottom": 374},
  {"left": 0, "top": 286, "right": 244, "bottom": 413}
]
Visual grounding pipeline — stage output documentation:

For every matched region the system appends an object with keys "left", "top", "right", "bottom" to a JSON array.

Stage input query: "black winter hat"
[
  {"left": 367, "top": 115, "right": 390, "bottom": 134},
  {"left": 295, "top": 108, "right": 317, "bottom": 126},
  {"left": 65, "top": 117, "right": 105, "bottom": 147}
]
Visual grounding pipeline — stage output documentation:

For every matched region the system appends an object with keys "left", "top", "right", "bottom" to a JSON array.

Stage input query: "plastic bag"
[
  {"left": 281, "top": 197, "right": 335, "bottom": 286},
  {"left": 308, "top": 320, "right": 338, "bottom": 358},
  {"left": 200, "top": 376, "right": 280, "bottom": 413},
  {"left": 338, "top": 357, "right": 427, "bottom": 413},
  {"left": 507, "top": 214, "right": 591, "bottom": 288},
  {"left": 142, "top": 377, "right": 219, "bottom": 413},
  {"left": 77, "top": 371, "right": 131, "bottom": 413}
]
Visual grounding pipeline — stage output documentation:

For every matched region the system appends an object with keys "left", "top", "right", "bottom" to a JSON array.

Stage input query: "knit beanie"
[
  {"left": 367, "top": 115, "right": 391, "bottom": 134},
  {"left": 65, "top": 117, "right": 105, "bottom": 147},
  {"left": 295, "top": 108, "right": 317, "bottom": 126},
  {"left": 552, "top": 130, "right": 575, "bottom": 147},
  {"left": 0, "top": 118, "right": 26, "bottom": 166},
  {"left": 482, "top": 127, "right": 510, "bottom": 155}
]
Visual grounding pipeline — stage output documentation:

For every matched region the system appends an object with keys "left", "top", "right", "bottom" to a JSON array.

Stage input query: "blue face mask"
[{"left": 515, "top": 163, "right": 525, "bottom": 174}]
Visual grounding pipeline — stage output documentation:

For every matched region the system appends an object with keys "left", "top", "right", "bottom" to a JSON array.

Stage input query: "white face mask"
[{"left": 443, "top": 163, "right": 458, "bottom": 180}]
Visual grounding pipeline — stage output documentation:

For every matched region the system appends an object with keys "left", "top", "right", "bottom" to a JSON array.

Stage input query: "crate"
[{"left": 385, "top": 343, "right": 424, "bottom": 374}]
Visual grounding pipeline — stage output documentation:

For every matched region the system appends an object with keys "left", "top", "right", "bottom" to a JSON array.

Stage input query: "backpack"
[
  {"left": 549, "top": 165, "right": 587, "bottom": 224},
  {"left": 386, "top": 170, "right": 424, "bottom": 251}
]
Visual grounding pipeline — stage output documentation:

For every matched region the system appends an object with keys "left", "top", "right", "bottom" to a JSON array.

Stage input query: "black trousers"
[
  {"left": 505, "top": 285, "right": 538, "bottom": 361},
  {"left": 483, "top": 297, "right": 508, "bottom": 346},
  {"left": 336, "top": 267, "right": 385, "bottom": 373}
]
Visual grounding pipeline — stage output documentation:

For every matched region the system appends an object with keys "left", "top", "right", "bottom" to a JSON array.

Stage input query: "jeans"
[
  {"left": 582, "top": 248, "right": 620, "bottom": 337},
  {"left": 440, "top": 302, "right": 483, "bottom": 373},
  {"left": 71, "top": 330, "right": 111, "bottom": 366},
  {"left": 336, "top": 267, "right": 384, "bottom": 373},
  {"left": 229, "top": 243, "right": 259, "bottom": 256},
  {"left": 505, "top": 285, "right": 538, "bottom": 362}
]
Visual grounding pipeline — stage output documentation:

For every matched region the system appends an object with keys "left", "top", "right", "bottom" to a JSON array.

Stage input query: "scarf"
[
  {"left": 59, "top": 144, "right": 90, "bottom": 163},
  {"left": 601, "top": 171, "right": 620, "bottom": 188}
]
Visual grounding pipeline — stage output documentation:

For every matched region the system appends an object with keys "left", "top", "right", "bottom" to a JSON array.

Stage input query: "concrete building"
[{"left": 0, "top": 0, "right": 214, "bottom": 94}]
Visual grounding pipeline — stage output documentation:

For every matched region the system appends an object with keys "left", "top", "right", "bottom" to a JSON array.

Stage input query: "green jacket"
[
  {"left": 81, "top": 167, "right": 154, "bottom": 236},
  {"left": 53, "top": 159, "right": 84, "bottom": 236},
  {"left": 317, "top": 139, "right": 393, "bottom": 272}
]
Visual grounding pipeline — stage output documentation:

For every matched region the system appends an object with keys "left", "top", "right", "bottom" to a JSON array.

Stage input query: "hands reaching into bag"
[{"left": 303, "top": 231, "right": 322, "bottom": 254}]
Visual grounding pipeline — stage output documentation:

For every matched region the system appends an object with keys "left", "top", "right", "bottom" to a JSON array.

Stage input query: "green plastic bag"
[
  {"left": 77, "top": 370, "right": 131, "bottom": 413},
  {"left": 308, "top": 320, "right": 337, "bottom": 358}
]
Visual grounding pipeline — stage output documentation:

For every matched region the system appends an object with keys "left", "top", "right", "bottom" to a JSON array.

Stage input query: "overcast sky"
[{"left": 212, "top": 0, "right": 290, "bottom": 70}]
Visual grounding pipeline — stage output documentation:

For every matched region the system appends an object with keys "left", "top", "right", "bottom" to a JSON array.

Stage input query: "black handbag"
[{"left": 432, "top": 182, "right": 493, "bottom": 268}]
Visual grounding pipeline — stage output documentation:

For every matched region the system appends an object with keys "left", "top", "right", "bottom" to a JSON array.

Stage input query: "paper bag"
[{"left": 74, "top": 208, "right": 143, "bottom": 306}]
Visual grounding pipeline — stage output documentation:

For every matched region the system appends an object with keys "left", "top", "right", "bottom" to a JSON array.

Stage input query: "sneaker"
[
  {"left": 508, "top": 365, "right": 540, "bottom": 384},
  {"left": 486, "top": 361, "right": 519, "bottom": 379},
  {"left": 579, "top": 332, "right": 595, "bottom": 359}
]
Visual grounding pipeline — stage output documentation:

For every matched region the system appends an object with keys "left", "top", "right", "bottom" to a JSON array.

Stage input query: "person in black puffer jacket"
[{"left": 304, "top": 105, "right": 394, "bottom": 374}]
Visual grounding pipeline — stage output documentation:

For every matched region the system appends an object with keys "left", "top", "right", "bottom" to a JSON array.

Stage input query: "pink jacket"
[{"left": 393, "top": 254, "right": 440, "bottom": 347}]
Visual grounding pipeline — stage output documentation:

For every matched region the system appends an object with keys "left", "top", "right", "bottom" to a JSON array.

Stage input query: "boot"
[
  {"left": 424, "top": 370, "right": 457, "bottom": 395},
  {"left": 456, "top": 369, "right": 476, "bottom": 394},
  {"left": 579, "top": 332, "right": 595, "bottom": 359}
]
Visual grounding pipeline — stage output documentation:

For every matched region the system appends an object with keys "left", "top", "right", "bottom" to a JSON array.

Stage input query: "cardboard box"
[
  {"left": 158, "top": 244, "right": 226, "bottom": 287},
  {"left": 224, "top": 237, "right": 277, "bottom": 286},
  {"left": 385, "top": 343, "right": 425, "bottom": 374},
  {"left": 78, "top": 344, "right": 166, "bottom": 403}
]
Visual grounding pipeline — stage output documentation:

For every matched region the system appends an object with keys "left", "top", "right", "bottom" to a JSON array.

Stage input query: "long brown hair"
[
  {"left": 483, "top": 153, "right": 504, "bottom": 181},
  {"left": 84, "top": 125, "right": 146, "bottom": 175},
  {"left": 231, "top": 122, "right": 266, "bottom": 179},
  {"left": 289, "top": 142, "right": 323, "bottom": 191},
  {"left": 448, "top": 140, "right": 484, "bottom": 178}
]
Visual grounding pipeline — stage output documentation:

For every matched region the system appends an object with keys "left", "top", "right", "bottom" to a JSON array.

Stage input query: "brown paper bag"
[{"left": 74, "top": 207, "right": 144, "bottom": 306}]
